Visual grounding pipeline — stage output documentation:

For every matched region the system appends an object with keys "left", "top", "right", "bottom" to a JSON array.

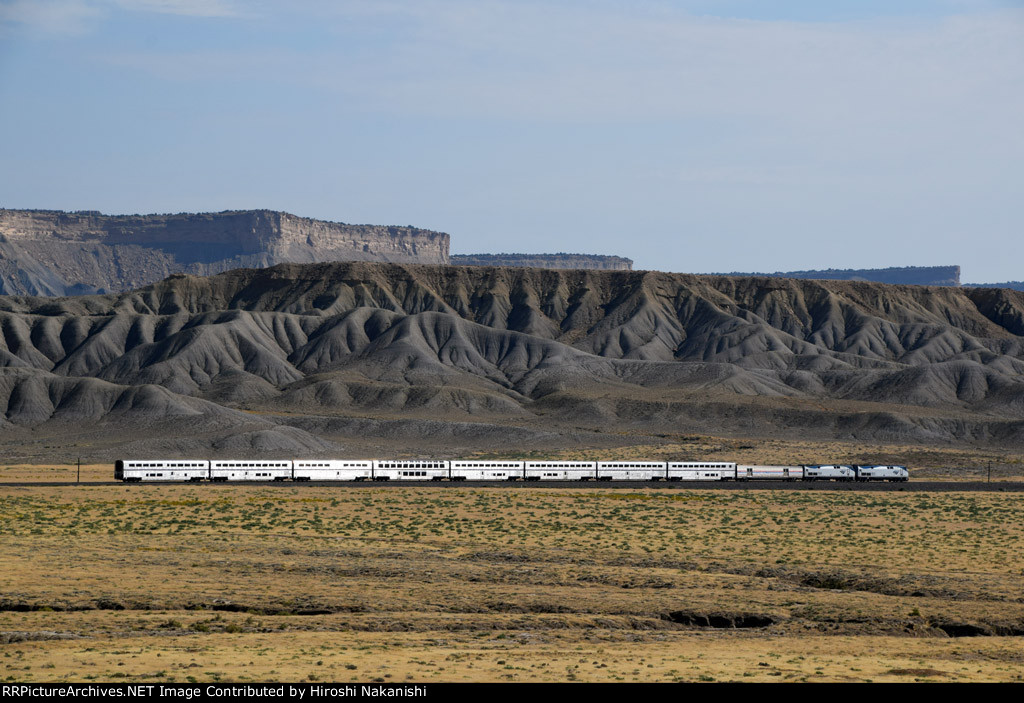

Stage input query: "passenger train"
[{"left": 114, "top": 459, "right": 909, "bottom": 482}]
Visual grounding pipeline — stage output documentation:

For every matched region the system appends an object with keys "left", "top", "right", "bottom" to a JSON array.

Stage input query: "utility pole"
[
  {"left": 987, "top": 460, "right": 991, "bottom": 484},
  {"left": 77, "top": 457, "right": 80, "bottom": 484}
]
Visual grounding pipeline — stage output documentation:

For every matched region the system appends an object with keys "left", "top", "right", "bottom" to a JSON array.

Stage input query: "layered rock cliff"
[
  {"left": 0, "top": 209, "right": 450, "bottom": 296},
  {"left": 968, "top": 281, "right": 1024, "bottom": 292},
  {"left": 714, "top": 265, "right": 962, "bottom": 287},
  {"left": 451, "top": 253, "right": 633, "bottom": 271}
]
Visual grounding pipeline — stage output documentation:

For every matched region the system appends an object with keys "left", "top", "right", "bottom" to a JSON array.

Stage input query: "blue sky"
[{"left": 1, "top": 1, "right": 1021, "bottom": 283}]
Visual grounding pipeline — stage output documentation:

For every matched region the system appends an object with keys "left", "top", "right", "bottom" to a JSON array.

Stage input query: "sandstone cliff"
[
  {"left": 451, "top": 253, "right": 633, "bottom": 271},
  {"left": 713, "top": 265, "right": 962, "bottom": 287},
  {"left": 0, "top": 209, "right": 450, "bottom": 296},
  {"left": 968, "top": 281, "right": 1024, "bottom": 292}
]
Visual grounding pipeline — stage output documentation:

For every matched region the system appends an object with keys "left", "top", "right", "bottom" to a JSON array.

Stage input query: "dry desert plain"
[{"left": 1, "top": 437, "right": 1023, "bottom": 684}]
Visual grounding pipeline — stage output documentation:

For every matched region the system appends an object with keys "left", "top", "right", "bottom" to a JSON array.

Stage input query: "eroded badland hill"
[{"left": 1, "top": 262, "right": 1023, "bottom": 461}]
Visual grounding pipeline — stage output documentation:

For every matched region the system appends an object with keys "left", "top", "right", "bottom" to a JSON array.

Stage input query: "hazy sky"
[{"left": 1, "top": 1, "right": 1021, "bottom": 282}]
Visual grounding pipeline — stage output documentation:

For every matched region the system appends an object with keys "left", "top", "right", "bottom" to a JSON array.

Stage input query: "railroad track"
[{"left": 2, "top": 481, "right": 1022, "bottom": 491}]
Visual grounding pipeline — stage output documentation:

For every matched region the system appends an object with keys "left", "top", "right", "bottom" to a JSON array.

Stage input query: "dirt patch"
[
  {"left": 886, "top": 668, "right": 949, "bottom": 677},
  {"left": 661, "top": 611, "right": 775, "bottom": 629},
  {"left": 1, "top": 631, "right": 84, "bottom": 644},
  {"left": 931, "top": 621, "right": 1024, "bottom": 637}
]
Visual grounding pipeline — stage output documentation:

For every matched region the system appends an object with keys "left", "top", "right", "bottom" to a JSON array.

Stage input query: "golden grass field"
[{"left": 1, "top": 454, "right": 1023, "bottom": 683}]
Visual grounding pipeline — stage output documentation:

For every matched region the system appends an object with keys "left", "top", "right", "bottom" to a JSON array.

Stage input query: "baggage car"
[
  {"left": 737, "top": 465, "right": 804, "bottom": 480},
  {"left": 667, "top": 462, "right": 736, "bottom": 481}
]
